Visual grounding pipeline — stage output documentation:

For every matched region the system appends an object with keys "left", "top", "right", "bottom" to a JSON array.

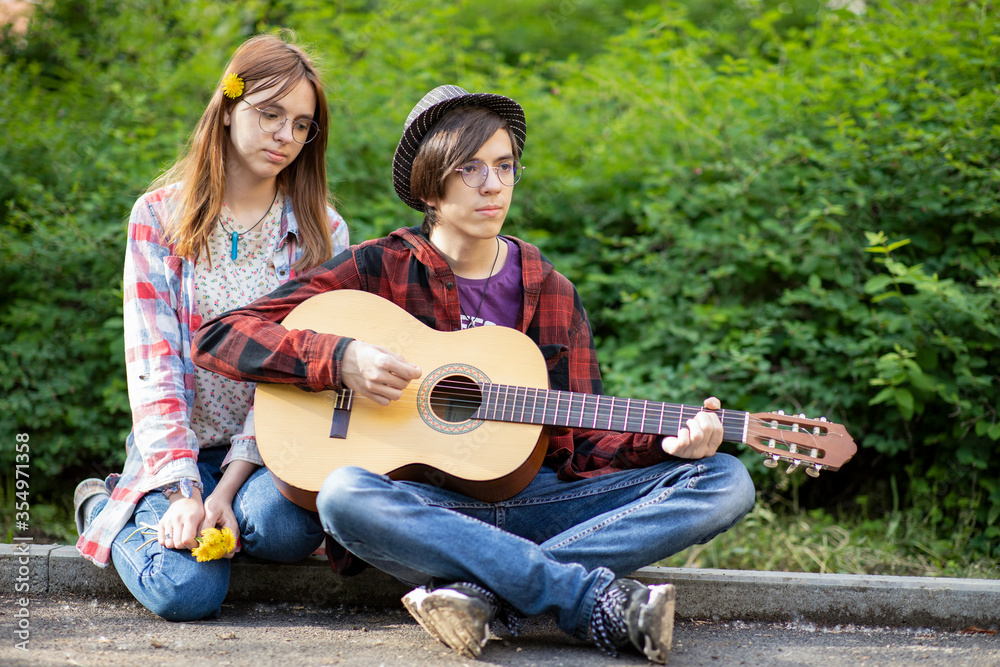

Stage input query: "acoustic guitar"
[{"left": 254, "top": 290, "right": 857, "bottom": 510}]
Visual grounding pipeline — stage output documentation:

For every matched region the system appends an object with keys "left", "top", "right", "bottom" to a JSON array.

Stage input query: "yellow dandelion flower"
[
  {"left": 191, "top": 526, "right": 237, "bottom": 562},
  {"left": 221, "top": 73, "right": 244, "bottom": 99}
]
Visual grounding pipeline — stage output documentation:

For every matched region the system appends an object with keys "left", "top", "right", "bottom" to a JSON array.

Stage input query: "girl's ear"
[{"left": 223, "top": 106, "right": 232, "bottom": 127}]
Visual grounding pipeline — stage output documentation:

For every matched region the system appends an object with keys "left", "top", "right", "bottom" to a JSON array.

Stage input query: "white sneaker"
[{"left": 402, "top": 582, "right": 495, "bottom": 658}]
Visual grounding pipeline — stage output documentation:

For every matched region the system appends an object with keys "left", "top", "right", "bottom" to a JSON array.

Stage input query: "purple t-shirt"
[{"left": 457, "top": 237, "right": 522, "bottom": 329}]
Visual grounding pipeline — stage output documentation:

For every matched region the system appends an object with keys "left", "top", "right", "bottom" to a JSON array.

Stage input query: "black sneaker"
[
  {"left": 590, "top": 578, "right": 675, "bottom": 663},
  {"left": 402, "top": 582, "right": 518, "bottom": 658}
]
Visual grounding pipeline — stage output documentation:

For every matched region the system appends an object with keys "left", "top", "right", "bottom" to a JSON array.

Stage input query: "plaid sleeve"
[
  {"left": 193, "top": 249, "right": 363, "bottom": 391},
  {"left": 122, "top": 192, "right": 201, "bottom": 485}
]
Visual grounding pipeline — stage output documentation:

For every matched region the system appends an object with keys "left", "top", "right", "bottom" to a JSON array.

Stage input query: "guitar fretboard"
[{"left": 473, "top": 384, "right": 749, "bottom": 442}]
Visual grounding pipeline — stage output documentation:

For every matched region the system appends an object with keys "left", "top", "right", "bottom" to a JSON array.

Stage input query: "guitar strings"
[
  {"left": 369, "top": 380, "right": 739, "bottom": 421},
  {"left": 333, "top": 382, "right": 828, "bottom": 454},
  {"left": 335, "top": 398, "right": 828, "bottom": 465},
  {"left": 347, "top": 380, "right": 804, "bottom": 421},
  {"left": 341, "top": 379, "right": 820, "bottom": 428}
]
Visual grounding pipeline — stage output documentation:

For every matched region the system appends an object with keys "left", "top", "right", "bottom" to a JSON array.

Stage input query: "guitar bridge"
[{"left": 329, "top": 391, "right": 353, "bottom": 439}]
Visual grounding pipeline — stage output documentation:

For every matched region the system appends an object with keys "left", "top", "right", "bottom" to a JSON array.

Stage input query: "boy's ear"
[{"left": 421, "top": 198, "right": 437, "bottom": 209}]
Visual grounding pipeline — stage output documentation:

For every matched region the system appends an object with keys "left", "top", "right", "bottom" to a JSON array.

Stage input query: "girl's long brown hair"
[{"left": 155, "top": 33, "right": 334, "bottom": 271}]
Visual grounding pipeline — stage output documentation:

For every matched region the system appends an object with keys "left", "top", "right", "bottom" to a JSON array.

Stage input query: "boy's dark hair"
[{"left": 410, "top": 106, "right": 521, "bottom": 234}]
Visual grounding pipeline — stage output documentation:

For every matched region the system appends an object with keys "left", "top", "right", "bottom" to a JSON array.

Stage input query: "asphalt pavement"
[
  {"left": 2, "top": 543, "right": 998, "bottom": 666},
  {"left": 4, "top": 595, "right": 999, "bottom": 667}
]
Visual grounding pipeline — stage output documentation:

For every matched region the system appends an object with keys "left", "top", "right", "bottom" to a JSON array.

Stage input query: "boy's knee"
[
  {"left": 700, "top": 453, "right": 756, "bottom": 523},
  {"left": 718, "top": 455, "right": 756, "bottom": 522},
  {"left": 316, "top": 466, "right": 374, "bottom": 517}
]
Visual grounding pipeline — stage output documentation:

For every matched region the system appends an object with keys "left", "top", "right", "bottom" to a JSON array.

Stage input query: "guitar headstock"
[{"left": 746, "top": 410, "right": 857, "bottom": 477}]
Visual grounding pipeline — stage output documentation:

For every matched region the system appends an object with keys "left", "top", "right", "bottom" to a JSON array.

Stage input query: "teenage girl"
[{"left": 74, "top": 33, "right": 349, "bottom": 621}]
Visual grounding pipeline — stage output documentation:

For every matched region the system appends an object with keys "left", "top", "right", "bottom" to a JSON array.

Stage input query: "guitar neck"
[{"left": 473, "top": 384, "right": 749, "bottom": 443}]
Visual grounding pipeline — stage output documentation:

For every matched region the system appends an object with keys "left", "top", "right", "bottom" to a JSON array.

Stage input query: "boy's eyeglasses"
[
  {"left": 243, "top": 99, "right": 319, "bottom": 144},
  {"left": 454, "top": 159, "right": 524, "bottom": 188}
]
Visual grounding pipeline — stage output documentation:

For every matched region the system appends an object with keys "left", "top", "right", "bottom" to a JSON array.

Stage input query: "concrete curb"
[{"left": 4, "top": 543, "right": 998, "bottom": 631}]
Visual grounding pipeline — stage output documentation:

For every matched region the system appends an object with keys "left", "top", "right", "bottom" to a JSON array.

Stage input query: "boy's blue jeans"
[
  {"left": 317, "top": 452, "right": 754, "bottom": 639},
  {"left": 91, "top": 447, "right": 324, "bottom": 621}
]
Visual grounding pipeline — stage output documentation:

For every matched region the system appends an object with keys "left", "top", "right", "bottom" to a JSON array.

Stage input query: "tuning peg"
[
  {"left": 786, "top": 459, "right": 802, "bottom": 474},
  {"left": 805, "top": 464, "right": 821, "bottom": 478},
  {"left": 763, "top": 455, "right": 779, "bottom": 468},
  {"left": 776, "top": 409, "right": 786, "bottom": 416}
]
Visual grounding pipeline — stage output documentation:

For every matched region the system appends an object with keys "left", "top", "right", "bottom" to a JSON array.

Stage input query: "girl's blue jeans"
[
  {"left": 90, "top": 447, "right": 324, "bottom": 621},
  {"left": 317, "top": 452, "right": 754, "bottom": 639}
]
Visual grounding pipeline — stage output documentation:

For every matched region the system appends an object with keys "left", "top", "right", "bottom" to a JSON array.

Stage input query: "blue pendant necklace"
[{"left": 219, "top": 189, "right": 278, "bottom": 261}]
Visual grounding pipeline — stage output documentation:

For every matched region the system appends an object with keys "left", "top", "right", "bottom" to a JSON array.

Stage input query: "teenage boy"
[{"left": 193, "top": 85, "right": 755, "bottom": 663}]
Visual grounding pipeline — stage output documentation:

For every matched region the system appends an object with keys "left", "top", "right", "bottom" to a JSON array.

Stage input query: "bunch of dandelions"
[
  {"left": 126, "top": 523, "right": 237, "bottom": 562},
  {"left": 192, "top": 527, "right": 237, "bottom": 562}
]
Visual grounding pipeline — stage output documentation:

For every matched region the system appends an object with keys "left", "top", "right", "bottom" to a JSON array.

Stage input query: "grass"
[{"left": 660, "top": 500, "right": 1000, "bottom": 579}]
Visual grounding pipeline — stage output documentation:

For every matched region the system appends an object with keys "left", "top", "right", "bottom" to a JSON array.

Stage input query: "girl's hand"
[
  {"left": 158, "top": 488, "right": 205, "bottom": 550},
  {"left": 196, "top": 460, "right": 258, "bottom": 559},
  {"left": 202, "top": 492, "right": 241, "bottom": 559}
]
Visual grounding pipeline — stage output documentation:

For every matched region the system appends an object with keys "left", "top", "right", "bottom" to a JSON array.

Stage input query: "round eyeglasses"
[
  {"left": 242, "top": 99, "right": 320, "bottom": 144},
  {"left": 453, "top": 159, "right": 524, "bottom": 188}
]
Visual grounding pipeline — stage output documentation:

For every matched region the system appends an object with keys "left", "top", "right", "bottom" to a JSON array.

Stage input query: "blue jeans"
[
  {"left": 317, "top": 453, "right": 754, "bottom": 639},
  {"left": 91, "top": 447, "right": 324, "bottom": 621}
]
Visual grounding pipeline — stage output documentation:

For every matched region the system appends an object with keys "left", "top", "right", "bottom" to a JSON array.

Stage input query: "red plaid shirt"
[{"left": 193, "top": 226, "right": 669, "bottom": 479}]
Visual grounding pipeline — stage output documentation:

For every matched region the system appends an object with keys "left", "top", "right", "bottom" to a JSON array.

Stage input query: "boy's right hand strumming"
[{"left": 342, "top": 340, "right": 422, "bottom": 406}]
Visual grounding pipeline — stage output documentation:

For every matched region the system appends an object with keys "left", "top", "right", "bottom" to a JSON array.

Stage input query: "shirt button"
[{"left": 445, "top": 282, "right": 455, "bottom": 290}]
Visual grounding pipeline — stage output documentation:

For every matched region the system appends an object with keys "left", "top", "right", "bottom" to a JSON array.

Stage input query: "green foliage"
[
  {"left": 663, "top": 497, "right": 1000, "bottom": 579},
  {"left": 2, "top": 0, "right": 997, "bottom": 565},
  {"left": 0, "top": 0, "right": 254, "bottom": 496},
  {"left": 515, "top": 0, "right": 1000, "bottom": 560}
]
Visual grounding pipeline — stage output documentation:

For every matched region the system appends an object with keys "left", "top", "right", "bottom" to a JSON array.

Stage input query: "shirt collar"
[{"left": 393, "top": 225, "right": 553, "bottom": 292}]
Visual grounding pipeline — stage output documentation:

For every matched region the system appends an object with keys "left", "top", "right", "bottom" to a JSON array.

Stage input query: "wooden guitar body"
[{"left": 254, "top": 290, "right": 551, "bottom": 508}]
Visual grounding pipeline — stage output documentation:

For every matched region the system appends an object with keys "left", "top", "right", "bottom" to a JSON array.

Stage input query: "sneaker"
[
  {"left": 590, "top": 578, "right": 675, "bottom": 664},
  {"left": 402, "top": 581, "right": 517, "bottom": 658},
  {"left": 74, "top": 478, "right": 110, "bottom": 536}
]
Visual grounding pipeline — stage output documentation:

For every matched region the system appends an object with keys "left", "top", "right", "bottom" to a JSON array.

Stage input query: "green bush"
[
  {"left": 0, "top": 0, "right": 248, "bottom": 499},
  {"left": 521, "top": 1, "right": 1000, "bottom": 556},
  {"left": 2, "top": 0, "right": 997, "bottom": 563}
]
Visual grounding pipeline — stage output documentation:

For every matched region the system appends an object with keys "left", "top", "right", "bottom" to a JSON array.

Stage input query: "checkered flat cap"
[{"left": 392, "top": 84, "right": 527, "bottom": 211}]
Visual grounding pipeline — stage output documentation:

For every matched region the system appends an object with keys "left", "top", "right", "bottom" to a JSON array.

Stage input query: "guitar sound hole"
[{"left": 429, "top": 375, "right": 482, "bottom": 423}]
